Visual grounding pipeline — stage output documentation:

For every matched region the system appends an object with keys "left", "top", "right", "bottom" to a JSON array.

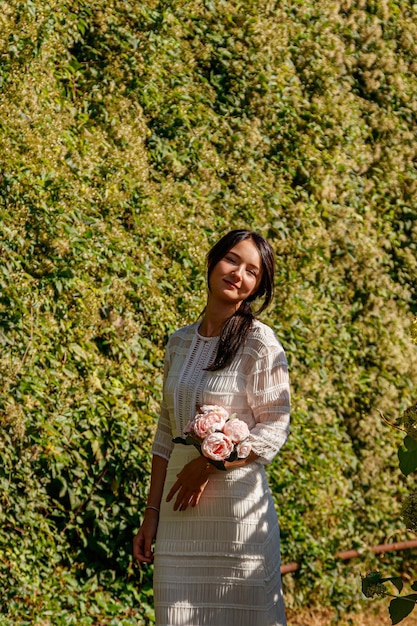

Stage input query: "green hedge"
[{"left": 1, "top": 0, "right": 416, "bottom": 622}]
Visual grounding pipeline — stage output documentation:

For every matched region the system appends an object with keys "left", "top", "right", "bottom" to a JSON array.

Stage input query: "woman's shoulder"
[
  {"left": 245, "top": 319, "right": 284, "bottom": 354},
  {"left": 167, "top": 322, "right": 199, "bottom": 346}
]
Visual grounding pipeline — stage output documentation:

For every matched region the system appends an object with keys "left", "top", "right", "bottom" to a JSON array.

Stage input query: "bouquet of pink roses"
[{"left": 172, "top": 405, "right": 252, "bottom": 470}]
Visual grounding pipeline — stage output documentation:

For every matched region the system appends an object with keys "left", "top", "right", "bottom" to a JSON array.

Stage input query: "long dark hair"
[{"left": 205, "top": 230, "right": 275, "bottom": 371}]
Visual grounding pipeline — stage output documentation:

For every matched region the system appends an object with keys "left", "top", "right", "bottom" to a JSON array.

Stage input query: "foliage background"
[{"left": 0, "top": 0, "right": 416, "bottom": 623}]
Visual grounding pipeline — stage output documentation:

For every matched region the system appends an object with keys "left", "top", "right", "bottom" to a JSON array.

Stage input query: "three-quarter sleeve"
[
  {"left": 246, "top": 341, "right": 290, "bottom": 464},
  {"left": 151, "top": 344, "right": 175, "bottom": 461}
]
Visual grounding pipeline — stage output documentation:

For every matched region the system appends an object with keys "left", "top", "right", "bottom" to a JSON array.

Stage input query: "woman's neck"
[{"left": 199, "top": 299, "right": 240, "bottom": 337}]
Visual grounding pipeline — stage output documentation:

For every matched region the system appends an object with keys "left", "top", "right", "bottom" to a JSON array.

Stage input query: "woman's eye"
[{"left": 225, "top": 256, "right": 236, "bottom": 263}]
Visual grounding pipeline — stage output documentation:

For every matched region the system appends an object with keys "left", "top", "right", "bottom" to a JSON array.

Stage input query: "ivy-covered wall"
[{"left": 1, "top": 0, "right": 416, "bottom": 623}]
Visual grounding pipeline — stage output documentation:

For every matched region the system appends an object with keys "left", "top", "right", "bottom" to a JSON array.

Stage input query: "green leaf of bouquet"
[
  {"left": 398, "top": 436, "right": 417, "bottom": 476},
  {"left": 172, "top": 437, "right": 187, "bottom": 444},
  {"left": 185, "top": 435, "right": 201, "bottom": 447},
  {"left": 227, "top": 449, "right": 238, "bottom": 462},
  {"left": 411, "top": 582, "right": 417, "bottom": 592},
  {"left": 389, "top": 595, "right": 417, "bottom": 624}
]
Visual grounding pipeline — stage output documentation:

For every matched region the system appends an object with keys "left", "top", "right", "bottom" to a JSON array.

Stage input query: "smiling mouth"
[{"left": 224, "top": 280, "right": 239, "bottom": 289}]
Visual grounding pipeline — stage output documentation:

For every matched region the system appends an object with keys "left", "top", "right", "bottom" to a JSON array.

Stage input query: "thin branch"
[
  {"left": 377, "top": 409, "right": 406, "bottom": 433},
  {"left": 382, "top": 592, "right": 417, "bottom": 604},
  {"left": 61, "top": 466, "right": 109, "bottom": 534},
  {"left": 17, "top": 303, "right": 34, "bottom": 372}
]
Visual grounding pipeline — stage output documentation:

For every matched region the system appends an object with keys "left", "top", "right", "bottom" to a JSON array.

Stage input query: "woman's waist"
[
  {"left": 167, "top": 442, "right": 264, "bottom": 479},
  {"left": 169, "top": 443, "right": 201, "bottom": 466}
]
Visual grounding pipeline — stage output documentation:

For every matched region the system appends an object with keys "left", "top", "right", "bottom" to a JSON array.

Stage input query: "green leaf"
[
  {"left": 362, "top": 571, "right": 385, "bottom": 598},
  {"left": 69, "top": 343, "right": 88, "bottom": 361},
  {"left": 398, "top": 436, "right": 417, "bottom": 476},
  {"left": 172, "top": 436, "right": 187, "bottom": 444},
  {"left": 379, "top": 577, "right": 404, "bottom": 593},
  {"left": 389, "top": 595, "right": 417, "bottom": 624},
  {"left": 390, "top": 578, "right": 404, "bottom": 594}
]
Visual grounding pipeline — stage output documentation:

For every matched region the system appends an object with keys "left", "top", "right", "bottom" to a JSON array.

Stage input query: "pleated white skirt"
[{"left": 153, "top": 446, "right": 286, "bottom": 626}]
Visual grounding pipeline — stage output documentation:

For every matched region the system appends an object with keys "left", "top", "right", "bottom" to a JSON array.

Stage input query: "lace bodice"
[{"left": 152, "top": 320, "right": 290, "bottom": 464}]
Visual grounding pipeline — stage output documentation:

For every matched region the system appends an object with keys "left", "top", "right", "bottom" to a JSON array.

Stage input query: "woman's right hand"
[
  {"left": 133, "top": 510, "right": 159, "bottom": 564},
  {"left": 166, "top": 455, "right": 214, "bottom": 511}
]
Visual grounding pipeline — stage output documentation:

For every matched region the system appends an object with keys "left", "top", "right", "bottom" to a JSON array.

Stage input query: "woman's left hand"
[{"left": 166, "top": 456, "right": 214, "bottom": 511}]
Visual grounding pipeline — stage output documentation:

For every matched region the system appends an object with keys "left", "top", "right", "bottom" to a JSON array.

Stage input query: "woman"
[{"left": 133, "top": 230, "right": 290, "bottom": 626}]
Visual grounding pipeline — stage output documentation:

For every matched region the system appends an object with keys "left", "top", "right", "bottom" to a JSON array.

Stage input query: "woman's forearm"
[
  {"left": 146, "top": 454, "right": 169, "bottom": 511},
  {"left": 223, "top": 450, "right": 259, "bottom": 470}
]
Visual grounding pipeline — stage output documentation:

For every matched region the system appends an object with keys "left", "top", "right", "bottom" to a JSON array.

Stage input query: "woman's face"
[{"left": 208, "top": 238, "right": 263, "bottom": 308}]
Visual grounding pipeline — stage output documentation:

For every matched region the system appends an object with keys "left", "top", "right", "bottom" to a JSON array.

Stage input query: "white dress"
[{"left": 151, "top": 320, "right": 290, "bottom": 626}]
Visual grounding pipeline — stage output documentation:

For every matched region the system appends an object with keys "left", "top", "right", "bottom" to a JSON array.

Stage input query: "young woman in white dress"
[{"left": 134, "top": 230, "right": 290, "bottom": 626}]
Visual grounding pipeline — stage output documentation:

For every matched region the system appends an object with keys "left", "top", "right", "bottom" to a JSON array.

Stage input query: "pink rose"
[
  {"left": 199, "top": 405, "right": 229, "bottom": 420},
  {"left": 201, "top": 432, "right": 234, "bottom": 461},
  {"left": 184, "top": 419, "right": 196, "bottom": 434},
  {"left": 222, "top": 418, "right": 250, "bottom": 443},
  {"left": 236, "top": 440, "right": 252, "bottom": 459},
  {"left": 190, "top": 412, "right": 227, "bottom": 439}
]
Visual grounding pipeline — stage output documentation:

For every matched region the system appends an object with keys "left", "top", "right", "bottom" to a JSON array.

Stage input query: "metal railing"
[{"left": 281, "top": 539, "right": 417, "bottom": 574}]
